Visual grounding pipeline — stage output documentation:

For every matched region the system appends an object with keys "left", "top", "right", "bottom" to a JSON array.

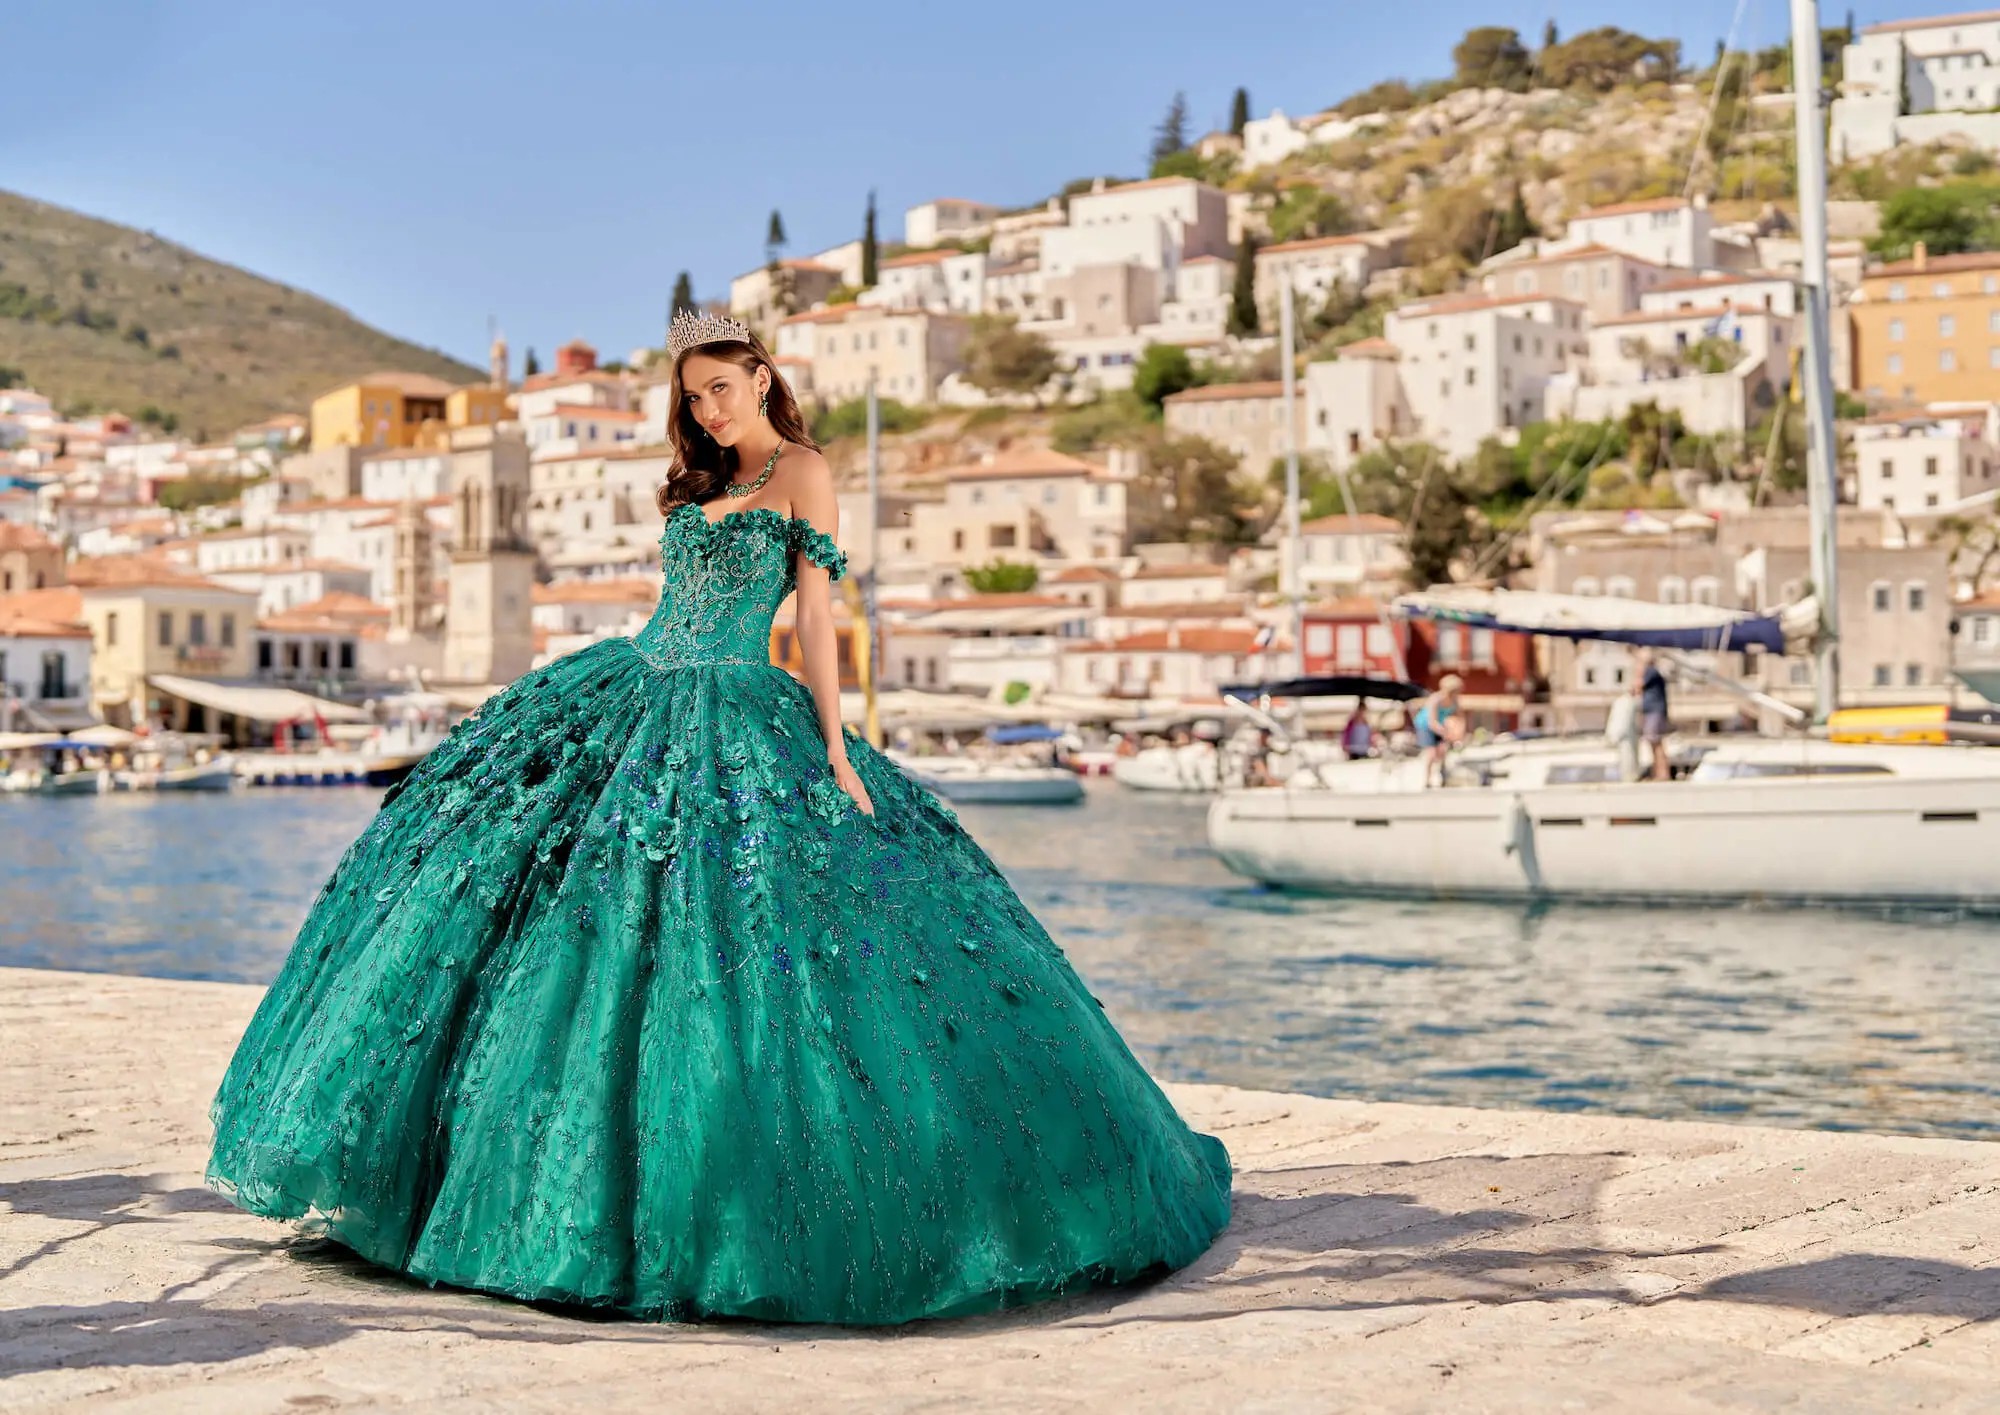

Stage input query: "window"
[
  {"left": 1872, "top": 581, "right": 1892, "bottom": 612},
  {"left": 1908, "top": 582, "right": 1927, "bottom": 613},
  {"left": 157, "top": 612, "right": 172, "bottom": 647},
  {"left": 1888, "top": 353, "right": 1904, "bottom": 375},
  {"left": 1573, "top": 576, "right": 1601, "bottom": 596},
  {"left": 1976, "top": 615, "right": 1995, "bottom": 644},
  {"left": 105, "top": 612, "right": 118, "bottom": 647},
  {"left": 257, "top": 641, "right": 273, "bottom": 671},
  {"left": 1889, "top": 318, "right": 1905, "bottom": 341},
  {"left": 1436, "top": 629, "right": 1462, "bottom": 666},
  {"left": 1935, "top": 282, "right": 1953, "bottom": 298},
  {"left": 188, "top": 612, "right": 206, "bottom": 646},
  {"left": 951, "top": 529, "right": 965, "bottom": 551},
  {"left": 1927, "top": 456, "right": 1940, "bottom": 477},
  {"left": 1906, "top": 663, "right": 1924, "bottom": 687},
  {"left": 1873, "top": 664, "right": 1891, "bottom": 687},
  {"left": 1335, "top": 625, "right": 1363, "bottom": 666},
  {"left": 1880, "top": 459, "right": 1894, "bottom": 480},
  {"left": 1889, "top": 282, "right": 1907, "bottom": 301},
  {"left": 1469, "top": 628, "right": 1495, "bottom": 667},
  {"left": 1305, "top": 624, "right": 1333, "bottom": 656},
  {"left": 339, "top": 642, "right": 355, "bottom": 671},
  {"left": 1692, "top": 577, "right": 1721, "bottom": 606},
  {"left": 989, "top": 525, "right": 1017, "bottom": 548},
  {"left": 1943, "top": 350, "right": 1960, "bottom": 372},
  {"left": 1659, "top": 575, "right": 1687, "bottom": 604},
  {"left": 1606, "top": 575, "right": 1636, "bottom": 599},
  {"left": 1465, "top": 368, "right": 1476, "bottom": 387},
  {"left": 1790, "top": 660, "right": 1811, "bottom": 686}
]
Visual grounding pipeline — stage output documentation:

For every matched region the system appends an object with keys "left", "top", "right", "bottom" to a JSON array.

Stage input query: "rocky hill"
[{"left": 0, "top": 190, "right": 481, "bottom": 440}]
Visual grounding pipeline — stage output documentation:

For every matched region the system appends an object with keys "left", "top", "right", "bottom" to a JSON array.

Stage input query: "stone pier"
[{"left": 2, "top": 966, "right": 1997, "bottom": 1412}]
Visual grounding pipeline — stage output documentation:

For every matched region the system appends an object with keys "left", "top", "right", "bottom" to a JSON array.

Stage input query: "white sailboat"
[{"left": 1205, "top": 1, "right": 2000, "bottom": 906}]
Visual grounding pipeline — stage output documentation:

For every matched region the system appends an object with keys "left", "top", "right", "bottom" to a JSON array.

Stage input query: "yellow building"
[
  {"left": 1850, "top": 245, "right": 2000, "bottom": 405},
  {"left": 59, "top": 557, "right": 259, "bottom": 729},
  {"left": 310, "top": 371, "right": 509, "bottom": 452}
]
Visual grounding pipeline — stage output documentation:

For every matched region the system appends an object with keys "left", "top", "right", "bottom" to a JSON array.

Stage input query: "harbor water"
[{"left": 4, "top": 780, "right": 1998, "bottom": 1141}]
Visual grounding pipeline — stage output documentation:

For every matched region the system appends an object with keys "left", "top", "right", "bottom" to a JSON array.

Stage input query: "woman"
[
  {"left": 1412, "top": 674, "right": 1465, "bottom": 787},
  {"left": 206, "top": 313, "right": 1231, "bottom": 1326}
]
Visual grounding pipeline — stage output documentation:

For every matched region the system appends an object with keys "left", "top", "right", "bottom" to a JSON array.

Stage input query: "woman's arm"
[{"left": 789, "top": 456, "right": 873, "bottom": 815}]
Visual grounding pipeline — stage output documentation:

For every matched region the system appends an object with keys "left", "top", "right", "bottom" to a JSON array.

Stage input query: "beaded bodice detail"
[{"left": 630, "top": 503, "right": 848, "bottom": 671}]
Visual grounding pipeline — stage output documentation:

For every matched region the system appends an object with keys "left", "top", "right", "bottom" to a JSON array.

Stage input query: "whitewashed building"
[
  {"left": 1852, "top": 407, "right": 2000, "bottom": 516},
  {"left": 1548, "top": 198, "right": 1715, "bottom": 272},
  {"left": 1833, "top": 11, "right": 2000, "bottom": 159}
]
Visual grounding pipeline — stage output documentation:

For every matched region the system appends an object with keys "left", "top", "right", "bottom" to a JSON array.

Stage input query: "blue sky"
[{"left": 0, "top": 1, "right": 1952, "bottom": 369}]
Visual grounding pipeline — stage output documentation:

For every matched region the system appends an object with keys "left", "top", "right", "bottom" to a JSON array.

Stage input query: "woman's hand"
[{"left": 831, "top": 753, "right": 875, "bottom": 816}]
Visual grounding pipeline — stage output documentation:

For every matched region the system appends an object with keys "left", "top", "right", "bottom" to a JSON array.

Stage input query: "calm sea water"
[{"left": 4, "top": 782, "right": 1999, "bottom": 1141}]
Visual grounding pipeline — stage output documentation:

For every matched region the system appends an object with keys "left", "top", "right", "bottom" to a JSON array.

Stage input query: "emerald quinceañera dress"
[{"left": 207, "top": 501, "right": 1232, "bottom": 1325}]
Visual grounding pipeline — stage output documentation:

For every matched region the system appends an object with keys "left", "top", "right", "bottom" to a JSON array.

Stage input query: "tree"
[
  {"left": 1130, "top": 429, "right": 1257, "bottom": 544},
  {"left": 1453, "top": 27, "right": 1535, "bottom": 91},
  {"left": 1538, "top": 26, "right": 1680, "bottom": 91},
  {"left": 1229, "top": 87, "right": 1250, "bottom": 137},
  {"left": 1543, "top": 20, "right": 1559, "bottom": 50},
  {"left": 1151, "top": 91, "right": 1190, "bottom": 167},
  {"left": 1267, "top": 186, "right": 1354, "bottom": 244},
  {"left": 1939, "top": 513, "right": 2000, "bottom": 596},
  {"left": 0, "top": 365, "right": 22, "bottom": 390},
  {"left": 670, "top": 271, "right": 695, "bottom": 317},
  {"left": 963, "top": 559, "right": 1041, "bottom": 593},
  {"left": 862, "top": 189, "right": 879, "bottom": 288},
  {"left": 1497, "top": 186, "right": 1539, "bottom": 252},
  {"left": 1870, "top": 182, "right": 2000, "bottom": 261},
  {"left": 766, "top": 209, "right": 787, "bottom": 264},
  {"left": 963, "top": 316, "right": 1062, "bottom": 404},
  {"left": 1410, "top": 183, "right": 1536, "bottom": 267},
  {"left": 1228, "top": 237, "right": 1260, "bottom": 336},
  {"left": 524, "top": 347, "right": 541, "bottom": 378},
  {"left": 1335, "top": 78, "right": 1418, "bottom": 118},
  {"left": 1133, "top": 343, "right": 1198, "bottom": 413}
]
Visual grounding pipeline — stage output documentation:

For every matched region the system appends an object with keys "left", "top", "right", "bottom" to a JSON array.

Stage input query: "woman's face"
[{"left": 680, "top": 353, "right": 768, "bottom": 448}]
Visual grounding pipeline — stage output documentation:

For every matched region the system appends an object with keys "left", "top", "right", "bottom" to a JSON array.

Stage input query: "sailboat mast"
[
  {"left": 1791, "top": 0, "right": 1842, "bottom": 721},
  {"left": 1280, "top": 280, "right": 1304, "bottom": 681}
]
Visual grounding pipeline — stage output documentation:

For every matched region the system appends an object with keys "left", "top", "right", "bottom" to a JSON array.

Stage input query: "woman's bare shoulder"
[{"left": 776, "top": 444, "right": 835, "bottom": 512}]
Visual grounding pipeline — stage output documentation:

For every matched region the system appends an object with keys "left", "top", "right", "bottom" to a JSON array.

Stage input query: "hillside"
[{"left": 0, "top": 190, "right": 482, "bottom": 439}]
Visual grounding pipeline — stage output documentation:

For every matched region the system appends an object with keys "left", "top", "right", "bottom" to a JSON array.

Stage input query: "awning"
[
  {"left": 1393, "top": 587, "right": 1813, "bottom": 655},
  {"left": 147, "top": 674, "right": 372, "bottom": 724},
  {"left": 1221, "top": 675, "right": 1424, "bottom": 702}
]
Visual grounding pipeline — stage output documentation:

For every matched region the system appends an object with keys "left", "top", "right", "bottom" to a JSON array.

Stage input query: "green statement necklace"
[{"left": 724, "top": 439, "right": 784, "bottom": 498}]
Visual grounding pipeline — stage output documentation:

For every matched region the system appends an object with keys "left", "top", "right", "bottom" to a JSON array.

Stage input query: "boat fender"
[{"left": 1502, "top": 794, "right": 1531, "bottom": 857}]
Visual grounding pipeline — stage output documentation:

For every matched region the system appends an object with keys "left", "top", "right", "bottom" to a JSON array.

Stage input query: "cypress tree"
[
  {"left": 766, "top": 209, "right": 787, "bottom": 263},
  {"left": 523, "top": 347, "right": 540, "bottom": 378},
  {"left": 1228, "top": 237, "right": 1260, "bottom": 337},
  {"left": 1229, "top": 87, "right": 1250, "bottom": 137},
  {"left": 862, "top": 189, "right": 879, "bottom": 288},
  {"left": 670, "top": 271, "right": 695, "bottom": 317}
]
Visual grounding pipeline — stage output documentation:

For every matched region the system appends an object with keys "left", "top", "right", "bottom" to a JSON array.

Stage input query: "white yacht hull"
[{"left": 1209, "top": 752, "right": 2000, "bottom": 906}]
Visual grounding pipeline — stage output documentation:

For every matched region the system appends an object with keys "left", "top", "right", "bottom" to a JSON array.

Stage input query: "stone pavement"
[{"left": 2, "top": 966, "right": 1997, "bottom": 1413}]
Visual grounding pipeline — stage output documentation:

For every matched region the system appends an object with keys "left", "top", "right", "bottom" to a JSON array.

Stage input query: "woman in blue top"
[{"left": 1414, "top": 674, "right": 1464, "bottom": 787}]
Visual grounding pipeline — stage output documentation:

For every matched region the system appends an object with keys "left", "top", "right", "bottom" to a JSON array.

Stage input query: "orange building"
[{"left": 1850, "top": 244, "right": 2000, "bottom": 405}]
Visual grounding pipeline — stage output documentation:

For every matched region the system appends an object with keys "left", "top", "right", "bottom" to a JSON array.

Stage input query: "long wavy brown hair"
[{"left": 655, "top": 333, "right": 818, "bottom": 515}]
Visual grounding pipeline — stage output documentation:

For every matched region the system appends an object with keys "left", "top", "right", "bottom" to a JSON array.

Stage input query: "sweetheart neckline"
[{"left": 669, "top": 500, "right": 804, "bottom": 534}]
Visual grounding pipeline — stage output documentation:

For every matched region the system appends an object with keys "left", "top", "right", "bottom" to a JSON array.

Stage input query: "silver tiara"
[{"left": 668, "top": 309, "right": 754, "bottom": 360}]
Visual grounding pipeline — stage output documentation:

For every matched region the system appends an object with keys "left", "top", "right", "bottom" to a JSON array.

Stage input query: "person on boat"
[
  {"left": 1606, "top": 671, "right": 1642, "bottom": 783},
  {"left": 1414, "top": 675, "right": 1465, "bottom": 787},
  {"left": 1637, "top": 648, "right": 1672, "bottom": 781},
  {"left": 1340, "top": 706, "right": 1374, "bottom": 759}
]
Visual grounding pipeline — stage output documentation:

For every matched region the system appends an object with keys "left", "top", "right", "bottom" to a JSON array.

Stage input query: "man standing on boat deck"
[{"left": 1637, "top": 648, "right": 1672, "bottom": 781}]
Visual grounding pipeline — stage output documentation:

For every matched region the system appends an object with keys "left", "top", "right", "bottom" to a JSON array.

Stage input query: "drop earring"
[{"left": 758, "top": 388, "right": 769, "bottom": 419}]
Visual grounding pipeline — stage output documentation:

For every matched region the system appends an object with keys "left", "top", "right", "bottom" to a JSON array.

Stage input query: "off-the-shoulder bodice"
[{"left": 630, "top": 502, "right": 848, "bottom": 672}]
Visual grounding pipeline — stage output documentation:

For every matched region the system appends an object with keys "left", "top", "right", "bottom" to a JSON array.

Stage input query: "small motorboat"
[{"left": 890, "top": 752, "right": 1086, "bottom": 805}]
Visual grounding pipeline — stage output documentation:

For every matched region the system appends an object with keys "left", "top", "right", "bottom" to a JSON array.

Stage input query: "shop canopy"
[{"left": 147, "top": 674, "right": 371, "bottom": 724}]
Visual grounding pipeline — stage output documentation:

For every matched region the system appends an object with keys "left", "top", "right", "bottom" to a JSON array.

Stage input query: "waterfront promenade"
[{"left": 3, "top": 966, "right": 1997, "bottom": 1412}]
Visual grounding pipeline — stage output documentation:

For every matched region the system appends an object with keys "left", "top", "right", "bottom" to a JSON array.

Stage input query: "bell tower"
[
  {"left": 389, "top": 497, "right": 437, "bottom": 640},
  {"left": 444, "top": 425, "right": 536, "bottom": 684},
  {"left": 489, "top": 320, "right": 509, "bottom": 391}
]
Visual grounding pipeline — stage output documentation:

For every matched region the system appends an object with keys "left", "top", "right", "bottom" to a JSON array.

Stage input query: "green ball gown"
[{"left": 207, "top": 500, "right": 1232, "bottom": 1326}]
